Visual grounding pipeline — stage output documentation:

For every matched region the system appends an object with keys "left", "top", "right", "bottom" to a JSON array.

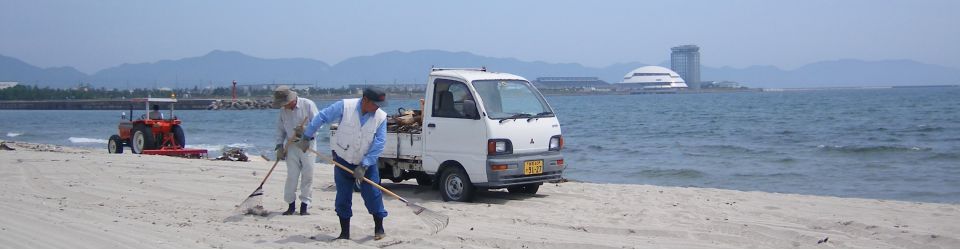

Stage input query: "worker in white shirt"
[{"left": 273, "top": 86, "right": 318, "bottom": 216}]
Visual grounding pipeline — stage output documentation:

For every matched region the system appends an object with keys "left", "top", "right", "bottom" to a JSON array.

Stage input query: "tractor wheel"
[
  {"left": 108, "top": 135, "right": 123, "bottom": 154},
  {"left": 131, "top": 125, "right": 156, "bottom": 154},
  {"left": 171, "top": 125, "right": 186, "bottom": 148}
]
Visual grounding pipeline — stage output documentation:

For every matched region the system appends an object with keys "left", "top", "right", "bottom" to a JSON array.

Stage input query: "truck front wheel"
[{"left": 440, "top": 167, "right": 475, "bottom": 202}]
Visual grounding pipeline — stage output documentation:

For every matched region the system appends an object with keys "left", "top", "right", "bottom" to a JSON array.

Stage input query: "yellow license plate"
[{"left": 523, "top": 160, "right": 544, "bottom": 175}]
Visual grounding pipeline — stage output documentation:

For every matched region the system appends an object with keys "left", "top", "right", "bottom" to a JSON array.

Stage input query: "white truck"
[{"left": 332, "top": 68, "right": 566, "bottom": 202}]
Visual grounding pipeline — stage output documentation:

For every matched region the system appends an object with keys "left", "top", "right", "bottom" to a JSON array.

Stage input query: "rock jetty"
[{"left": 206, "top": 99, "right": 273, "bottom": 110}]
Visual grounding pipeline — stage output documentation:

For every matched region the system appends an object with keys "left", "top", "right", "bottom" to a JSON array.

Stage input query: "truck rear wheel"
[
  {"left": 507, "top": 183, "right": 541, "bottom": 195},
  {"left": 440, "top": 167, "right": 475, "bottom": 202},
  {"left": 108, "top": 135, "right": 123, "bottom": 154}
]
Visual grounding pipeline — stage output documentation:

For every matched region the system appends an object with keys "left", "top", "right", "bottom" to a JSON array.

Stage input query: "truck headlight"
[
  {"left": 549, "top": 135, "right": 563, "bottom": 151},
  {"left": 488, "top": 139, "right": 512, "bottom": 155}
]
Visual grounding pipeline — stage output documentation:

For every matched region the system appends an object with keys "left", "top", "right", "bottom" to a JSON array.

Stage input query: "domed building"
[{"left": 619, "top": 66, "right": 688, "bottom": 90}]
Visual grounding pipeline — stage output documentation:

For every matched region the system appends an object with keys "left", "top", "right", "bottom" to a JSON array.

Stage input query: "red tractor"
[{"left": 107, "top": 98, "right": 207, "bottom": 158}]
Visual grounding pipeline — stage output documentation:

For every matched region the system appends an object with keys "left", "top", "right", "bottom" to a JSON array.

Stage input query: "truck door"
[{"left": 422, "top": 78, "right": 488, "bottom": 181}]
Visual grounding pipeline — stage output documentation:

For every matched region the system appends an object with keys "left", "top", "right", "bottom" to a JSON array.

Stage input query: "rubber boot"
[
  {"left": 335, "top": 217, "right": 350, "bottom": 240},
  {"left": 299, "top": 202, "right": 310, "bottom": 216},
  {"left": 373, "top": 216, "right": 386, "bottom": 240},
  {"left": 281, "top": 202, "right": 296, "bottom": 215}
]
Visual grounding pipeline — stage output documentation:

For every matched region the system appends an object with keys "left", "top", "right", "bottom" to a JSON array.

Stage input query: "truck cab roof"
[{"left": 430, "top": 68, "right": 528, "bottom": 83}]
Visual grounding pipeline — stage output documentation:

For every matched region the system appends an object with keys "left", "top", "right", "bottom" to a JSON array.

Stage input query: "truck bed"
[{"left": 382, "top": 131, "right": 423, "bottom": 161}]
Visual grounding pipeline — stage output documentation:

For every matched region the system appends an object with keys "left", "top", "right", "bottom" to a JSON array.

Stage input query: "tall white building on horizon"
[{"left": 671, "top": 45, "right": 701, "bottom": 90}]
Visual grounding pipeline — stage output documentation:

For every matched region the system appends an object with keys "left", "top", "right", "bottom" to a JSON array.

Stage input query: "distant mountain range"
[
  {"left": 2, "top": 50, "right": 959, "bottom": 89},
  {"left": 0, "top": 55, "right": 88, "bottom": 87}
]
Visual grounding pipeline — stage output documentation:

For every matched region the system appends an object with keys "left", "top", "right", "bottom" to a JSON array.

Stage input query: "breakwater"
[
  {"left": 0, "top": 99, "right": 219, "bottom": 110},
  {"left": 205, "top": 99, "right": 273, "bottom": 110}
]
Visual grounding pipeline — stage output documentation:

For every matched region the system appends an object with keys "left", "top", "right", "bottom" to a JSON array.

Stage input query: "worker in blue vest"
[{"left": 299, "top": 88, "right": 389, "bottom": 240}]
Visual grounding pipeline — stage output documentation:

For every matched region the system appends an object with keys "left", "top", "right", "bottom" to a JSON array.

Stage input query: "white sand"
[{"left": 1, "top": 142, "right": 958, "bottom": 248}]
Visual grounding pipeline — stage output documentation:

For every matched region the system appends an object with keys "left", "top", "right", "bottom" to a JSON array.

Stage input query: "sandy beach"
[{"left": 0, "top": 141, "right": 957, "bottom": 248}]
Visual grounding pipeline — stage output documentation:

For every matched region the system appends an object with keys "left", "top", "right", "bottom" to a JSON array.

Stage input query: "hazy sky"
[{"left": 1, "top": 0, "right": 958, "bottom": 74}]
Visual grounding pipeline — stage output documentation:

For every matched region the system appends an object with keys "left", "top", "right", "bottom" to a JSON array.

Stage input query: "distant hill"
[
  {"left": 91, "top": 50, "right": 331, "bottom": 88},
  {"left": 326, "top": 50, "right": 634, "bottom": 85},
  {"left": 0, "top": 55, "right": 88, "bottom": 88},
  {"left": 1, "top": 50, "right": 958, "bottom": 89},
  {"left": 702, "top": 59, "right": 960, "bottom": 88}
]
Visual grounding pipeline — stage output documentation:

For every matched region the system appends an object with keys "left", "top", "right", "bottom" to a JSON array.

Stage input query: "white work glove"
[
  {"left": 295, "top": 134, "right": 311, "bottom": 152},
  {"left": 353, "top": 165, "right": 368, "bottom": 188},
  {"left": 293, "top": 125, "right": 304, "bottom": 139}
]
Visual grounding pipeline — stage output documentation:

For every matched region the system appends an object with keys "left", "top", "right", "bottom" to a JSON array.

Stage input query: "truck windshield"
[{"left": 472, "top": 80, "right": 553, "bottom": 119}]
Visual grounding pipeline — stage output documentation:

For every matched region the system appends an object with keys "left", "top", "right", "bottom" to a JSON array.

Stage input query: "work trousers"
[
  {"left": 333, "top": 151, "right": 388, "bottom": 219},
  {"left": 284, "top": 146, "right": 316, "bottom": 205}
]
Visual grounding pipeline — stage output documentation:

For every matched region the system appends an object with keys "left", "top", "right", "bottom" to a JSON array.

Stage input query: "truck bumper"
[{"left": 476, "top": 151, "right": 564, "bottom": 189}]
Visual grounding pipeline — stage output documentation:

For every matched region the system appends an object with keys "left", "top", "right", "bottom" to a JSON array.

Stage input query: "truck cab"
[{"left": 372, "top": 68, "right": 565, "bottom": 202}]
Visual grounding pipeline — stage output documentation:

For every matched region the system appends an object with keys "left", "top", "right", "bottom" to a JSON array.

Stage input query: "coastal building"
[
  {"left": 532, "top": 77, "right": 609, "bottom": 90},
  {"left": 701, "top": 81, "right": 746, "bottom": 89},
  {"left": 617, "top": 66, "right": 688, "bottom": 90},
  {"left": 671, "top": 45, "right": 701, "bottom": 89},
  {"left": 347, "top": 84, "right": 426, "bottom": 93},
  {"left": 0, "top": 82, "right": 18, "bottom": 90}
]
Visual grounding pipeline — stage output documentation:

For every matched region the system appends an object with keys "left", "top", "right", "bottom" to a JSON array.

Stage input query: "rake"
[
  {"left": 307, "top": 148, "right": 449, "bottom": 234},
  {"left": 234, "top": 141, "right": 287, "bottom": 215}
]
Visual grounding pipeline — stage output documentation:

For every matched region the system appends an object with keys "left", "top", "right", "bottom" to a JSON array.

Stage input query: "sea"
[{"left": 2, "top": 87, "right": 958, "bottom": 204}]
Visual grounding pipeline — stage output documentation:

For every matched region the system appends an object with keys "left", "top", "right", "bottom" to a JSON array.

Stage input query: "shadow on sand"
[
  {"left": 274, "top": 234, "right": 338, "bottom": 244},
  {"left": 222, "top": 211, "right": 285, "bottom": 223},
  {"left": 377, "top": 182, "right": 549, "bottom": 205}
]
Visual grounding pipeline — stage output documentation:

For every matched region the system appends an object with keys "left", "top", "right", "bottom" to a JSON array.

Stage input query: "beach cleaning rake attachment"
[{"left": 310, "top": 149, "right": 450, "bottom": 234}]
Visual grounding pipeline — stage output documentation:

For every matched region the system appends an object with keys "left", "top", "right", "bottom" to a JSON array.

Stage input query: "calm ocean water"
[{"left": 2, "top": 87, "right": 959, "bottom": 203}]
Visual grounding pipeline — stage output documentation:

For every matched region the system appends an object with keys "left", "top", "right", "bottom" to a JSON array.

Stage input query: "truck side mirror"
[{"left": 463, "top": 100, "right": 479, "bottom": 119}]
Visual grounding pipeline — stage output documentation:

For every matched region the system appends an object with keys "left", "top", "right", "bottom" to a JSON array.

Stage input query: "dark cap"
[{"left": 362, "top": 88, "right": 387, "bottom": 108}]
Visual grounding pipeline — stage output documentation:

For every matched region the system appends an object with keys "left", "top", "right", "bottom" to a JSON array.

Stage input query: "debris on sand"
[
  {"left": 9, "top": 142, "right": 72, "bottom": 153},
  {"left": 245, "top": 205, "right": 269, "bottom": 217},
  {"left": 0, "top": 141, "right": 14, "bottom": 151},
  {"left": 817, "top": 237, "right": 829, "bottom": 244},
  {"left": 214, "top": 147, "right": 249, "bottom": 162}
]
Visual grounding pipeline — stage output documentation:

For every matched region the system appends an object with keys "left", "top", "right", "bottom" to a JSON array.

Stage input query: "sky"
[{"left": 1, "top": 0, "right": 958, "bottom": 74}]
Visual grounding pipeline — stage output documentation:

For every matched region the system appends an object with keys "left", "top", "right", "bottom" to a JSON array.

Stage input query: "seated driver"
[{"left": 149, "top": 104, "right": 164, "bottom": 120}]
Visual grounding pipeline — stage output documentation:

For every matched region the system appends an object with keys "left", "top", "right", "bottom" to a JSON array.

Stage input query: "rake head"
[
  {"left": 407, "top": 202, "right": 449, "bottom": 234},
  {"left": 234, "top": 187, "right": 267, "bottom": 216}
]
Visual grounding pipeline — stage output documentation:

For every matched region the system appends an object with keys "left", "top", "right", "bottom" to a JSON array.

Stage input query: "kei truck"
[{"left": 331, "top": 68, "right": 565, "bottom": 202}]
